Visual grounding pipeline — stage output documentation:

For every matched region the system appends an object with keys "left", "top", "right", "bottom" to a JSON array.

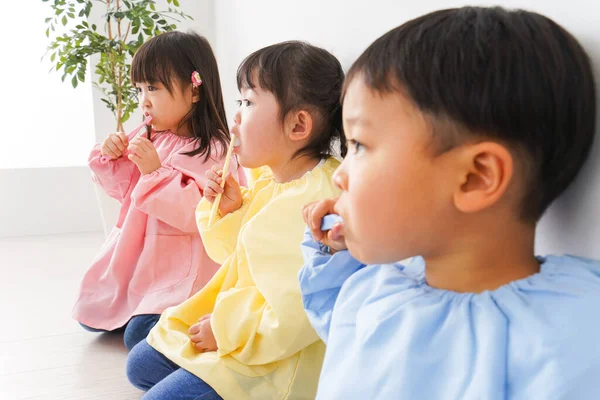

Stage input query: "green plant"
[{"left": 43, "top": 0, "right": 192, "bottom": 131}]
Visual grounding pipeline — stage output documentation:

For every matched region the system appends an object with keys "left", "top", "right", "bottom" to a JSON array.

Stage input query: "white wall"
[
  {"left": 90, "top": 0, "right": 215, "bottom": 234},
  {"left": 214, "top": 0, "right": 600, "bottom": 259},
  {"left": 0, "top": 167, "right": 102, "bottom": 237},
  {"left": 0, "top": 1, "right": 101, "bottom": 238}
]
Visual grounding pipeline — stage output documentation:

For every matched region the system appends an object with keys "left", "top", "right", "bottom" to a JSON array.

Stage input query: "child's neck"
[
  {"left": 270, "top": 155, "right": 321, "bottom": 184},
  {"left": 424, "top": 217, "right": 540, "bottom": 293},
  {"left": 173, "top": 125, "right": 193, "bottom": 137}
]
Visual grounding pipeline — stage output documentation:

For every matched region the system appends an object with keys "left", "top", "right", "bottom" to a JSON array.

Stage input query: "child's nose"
[
  {"left": 233, "top": 108, "right": 241, "bottom": 125},
  {"left": 333, "top": 162, "right": 348, "bottom": 191},
  {"left": 140, "top": 91, "right": 151, "bottom": 108}
]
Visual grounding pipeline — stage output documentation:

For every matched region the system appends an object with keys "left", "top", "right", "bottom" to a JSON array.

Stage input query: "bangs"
[
  {"left": 130, "top": 37, "right": 176, "bottom": 93},
  {"left": 236, "top": 49, "right": 278, "bottom": 93}
]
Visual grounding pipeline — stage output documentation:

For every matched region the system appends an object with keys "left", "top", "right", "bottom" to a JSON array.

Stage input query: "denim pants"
[{"left": 126, "top": 339, "right": 222, "bottom": 400}]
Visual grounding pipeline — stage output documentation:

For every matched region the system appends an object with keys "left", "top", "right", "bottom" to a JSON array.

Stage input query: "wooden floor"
[{"left": 0, "top": 232, "right": 143, "bottom": 399}]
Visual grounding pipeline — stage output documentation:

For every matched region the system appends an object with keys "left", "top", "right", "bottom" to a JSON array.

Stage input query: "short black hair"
[
  {"left": 345, "top": 7, "right": 596, "bottom": 221},
  {"left": 131, "top": 31, "right": 229, "bottom": 160},
  {"left": 237, "top": 41, "right": 346, "bottom": 159}
]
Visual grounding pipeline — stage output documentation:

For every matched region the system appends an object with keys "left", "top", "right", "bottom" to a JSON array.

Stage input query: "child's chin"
[
  {"left": 349, "top": 243, "right": 385, "bottom": 265},
  {"left": 237, "top": 155, "right": 262, "bottom": 170}
]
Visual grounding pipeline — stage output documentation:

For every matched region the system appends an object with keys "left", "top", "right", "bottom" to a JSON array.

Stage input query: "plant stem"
[{"left": 116, "top": 0, "right": 123, "bottom": 131}]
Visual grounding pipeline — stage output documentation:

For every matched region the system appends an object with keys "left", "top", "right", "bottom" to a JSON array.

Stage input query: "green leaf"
[
  {"left": 173, "top": 0, "right": 180, "bottom": 6},
  {"left": 61, "top": 15, "right": 67, "bottom": 25},
  {"left": 45, "top": 17, "right": 52, "bottom": 23},
  {"left": 45, "top": 28, "right": 50, "bottom": 37},
  {"left": 50, "top": 53, "right": 56, "bottom": 62}
]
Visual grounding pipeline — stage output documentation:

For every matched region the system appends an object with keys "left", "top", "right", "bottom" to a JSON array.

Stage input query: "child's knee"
[
  {"left": 124, "top": 315, "right": 159, "bottom": 351},
  {"left": 126, "top": 341, "right": 151, "bottom": 390},
  {"left": 123, "top": 327, "right": 144, "bottom": 351}
]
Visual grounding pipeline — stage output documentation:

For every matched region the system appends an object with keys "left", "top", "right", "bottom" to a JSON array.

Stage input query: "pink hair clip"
[{"left": 191, "top": 71, "right": 203, "bottom": 87}]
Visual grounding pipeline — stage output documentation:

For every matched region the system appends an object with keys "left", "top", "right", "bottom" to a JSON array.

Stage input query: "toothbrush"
[
  {"left": 100, "top": 115, "right": 153, "bottom": 164},
  {"left": 321, "top": 214, "right": 344, "bottom": 231},
  {"left": 208, "top": 134, "right": 237, "bottom": 227}
]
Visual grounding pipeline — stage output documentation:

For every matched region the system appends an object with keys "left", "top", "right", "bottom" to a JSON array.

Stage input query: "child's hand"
[
  {"left": 189, "top": 314, "right": 218, "bottom": 353},
  {"left": 303, "top": 198, "right": 347, "bottom": 253},
  {"left": 101, "top": 132, "right": 129, "bottom": 160},
  {"left": 204, "top": 165, "right": 243, "bottom": 216},
  {"left": 127, "top": 137, "right": 161, "bottom": 175}
]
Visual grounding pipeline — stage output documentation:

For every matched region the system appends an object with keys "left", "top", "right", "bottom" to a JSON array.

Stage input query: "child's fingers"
[
  {"left": 308, "top": 201, "right": 334, "bottom": 238},
  {"left": 204, "top": 190, "right": 217, "bottom": 202},
  {"left": 127, "top": 153, "right": 141, "bottom": 163},
  {"left": 137, "top": 137, "right": 154, "bottom": 152},
  {"left": 205, "top": 168, "right": 222, "bottom": 183},
  {"left": 224, "top": 172, "right": 239, "bottom": 189},
  {"left": 128, "top": 144, "right": 144, "bottom": 157},
  {"left": 103, "top": 149, "right": 119, "bottom": 160},
  {"left": 188, "top": 322, "right": 201, "bottom": 335},
  {"left": 130, "top": 139, "right": 149, "bottom": 153},
  {"left": 302, "top": 201, "right": 319, "bottom": 225},
  {"left": 194, "top": 341, "right": 207, "bottom": 352},
  {"left": 302, "top": 204, "right": 310, "bottom": 225},
  {"left": 190, "top": 332, "right": 203, "bottom": 344},
  {"left": 117, "top": 132, "right": 129, "bottom": 147},
  {"left": 101, "top": 143, "right": 118, "bottom": 159},
  {"left": 110, "top": 134, "right": 126, "bottom": 152},
  {"left": 206, "top": 180, "right": 224, "bottom": 195},
  {"left": 105, "top": 140, "right": 122, "bottom": 157}
]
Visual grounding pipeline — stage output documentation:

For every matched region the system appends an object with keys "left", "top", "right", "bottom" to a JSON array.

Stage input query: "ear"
[
  {"left": 453, "top": 142, "right": 514, "bottom": 214},
  {"left": 191, "top": 85, "right": 201, "bottom": 104},
  {"left": 288, "top": 110, "right": 313, "bottom": 142}
]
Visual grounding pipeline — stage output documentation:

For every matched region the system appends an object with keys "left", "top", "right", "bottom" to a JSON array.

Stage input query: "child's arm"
[
  {"left": 130, "top": 152, "right": 234, "bottom": 234},
  {"left": 88, "top": 134, "right": 139, "bottom": 202},
  {"left": 195, "top": 167, "right": 251, "bottom": 264},
  {"left": 298, "top": 228, "right": 366, "bottom": 343}
]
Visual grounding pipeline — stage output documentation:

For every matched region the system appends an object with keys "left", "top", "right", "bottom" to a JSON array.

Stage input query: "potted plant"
[{"left": 42, "top": 0, "right": 192, "bottom": 131}]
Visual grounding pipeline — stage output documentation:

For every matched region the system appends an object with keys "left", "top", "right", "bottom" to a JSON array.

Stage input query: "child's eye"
[
  {"left": 348, "top": 139, "right": 364, "bottom": 155},
  {"left": 148, "top": 85, "right": 157, "bottom": 92},
  {"left": 236, "top": 99, "right": 252, "bottom": 107},
  {"left": 135, "top": 87, "right": 142, "bottom": 94}
]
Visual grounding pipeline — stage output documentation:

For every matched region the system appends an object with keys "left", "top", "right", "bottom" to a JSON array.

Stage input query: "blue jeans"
[
  {"left": 79, "top": 314, "right": 160, "bottom": 351},
  {"left": 127, "top": 340, "right": 222, "bottom": 399}
]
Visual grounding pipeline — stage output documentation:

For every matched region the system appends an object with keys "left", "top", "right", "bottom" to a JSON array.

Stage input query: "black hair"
[
  {"left": 131, "top": 31, "right": 229, "bottom": 160},
  {"left": 237, "top": 41, "right": 347, "bottom": 159},
  {"left": 345, "top": 7, "right": 596, "bottom": 221}
]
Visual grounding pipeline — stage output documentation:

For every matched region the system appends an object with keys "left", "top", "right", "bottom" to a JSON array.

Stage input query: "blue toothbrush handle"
[{"left": 320, "top": 214, "right": 344, "bottom": 231}]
